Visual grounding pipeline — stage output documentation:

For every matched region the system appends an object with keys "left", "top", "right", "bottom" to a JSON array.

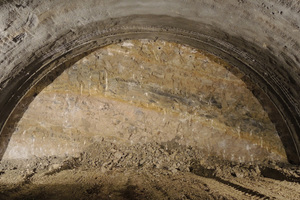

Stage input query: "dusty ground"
[{"left": 0, "top": 140, "right": 299, "bottom": 200}]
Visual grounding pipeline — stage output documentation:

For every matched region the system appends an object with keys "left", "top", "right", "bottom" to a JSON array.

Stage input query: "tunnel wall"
[{"left": 0, "top": 0, "right": 299, "bottom": 163}]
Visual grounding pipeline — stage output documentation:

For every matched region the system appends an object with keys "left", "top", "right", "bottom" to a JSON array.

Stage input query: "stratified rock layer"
[{"left": 3, "top": 40, "right": 286, "bottom": 163}]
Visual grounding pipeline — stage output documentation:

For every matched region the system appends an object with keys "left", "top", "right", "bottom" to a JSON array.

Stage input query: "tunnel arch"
[{"left": 0, "top": 0, "right": 299, "bottom": 164}]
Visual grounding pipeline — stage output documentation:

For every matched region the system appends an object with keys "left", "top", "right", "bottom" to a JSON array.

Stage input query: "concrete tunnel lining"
[{"left": 0, "top": 0, "right": 299, "bottom": 165}]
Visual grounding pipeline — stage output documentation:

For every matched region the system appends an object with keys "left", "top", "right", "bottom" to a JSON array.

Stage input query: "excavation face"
[{"left": 3, "top": 40, "right": 286, "bottom": 164}]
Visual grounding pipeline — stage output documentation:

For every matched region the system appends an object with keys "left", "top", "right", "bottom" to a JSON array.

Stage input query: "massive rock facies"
[{"left": 3, "top": 40, "right": 286, "bottom": 163}]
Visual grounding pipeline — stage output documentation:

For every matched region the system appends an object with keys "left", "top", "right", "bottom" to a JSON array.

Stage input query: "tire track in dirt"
[{"left": 190, "top": 164, "right": 273, "bottom": 199}]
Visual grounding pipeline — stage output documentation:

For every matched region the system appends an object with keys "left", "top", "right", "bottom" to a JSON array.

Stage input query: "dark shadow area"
[
  {"left": 0, "top": 183, "right": 152, "bottom": 200},
  {"left": 0, "top": 177, "right": 211, "bottom": 200},
  {"left": 260, "top": 167, "right": 300, "bottom": 183}
]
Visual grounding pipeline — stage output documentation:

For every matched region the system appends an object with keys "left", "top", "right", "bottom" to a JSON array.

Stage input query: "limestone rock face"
[{"left": 3, "top": 40, "right": 286, "bottom": 163}]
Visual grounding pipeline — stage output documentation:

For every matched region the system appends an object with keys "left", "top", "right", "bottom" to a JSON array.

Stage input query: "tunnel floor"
[
  {"left": 0, "top": 154, "right": 299, "bottom": 199},
  {"left": 0, "top": 40, "right": 299, "bottom": 199}
]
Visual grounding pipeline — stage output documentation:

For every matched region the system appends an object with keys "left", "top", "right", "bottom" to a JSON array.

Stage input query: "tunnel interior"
[
  {"left": 0, "top": 39, "right": 299, "bottom": 199},
  {"left": 0, "top": 0, "right": 300, "bottom": 199}
]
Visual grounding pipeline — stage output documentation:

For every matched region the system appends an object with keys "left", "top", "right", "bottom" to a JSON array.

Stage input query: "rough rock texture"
[
  {"left": 0, "top": 0, "right": 299, "bottom": 164},
  {"left": 3, "top": 40, "right": 286, "bottom": 163}
]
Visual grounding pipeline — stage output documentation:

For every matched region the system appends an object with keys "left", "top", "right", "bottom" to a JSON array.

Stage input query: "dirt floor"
[{"left": 0, "top": 140, "right": 299, "bottom": 200}]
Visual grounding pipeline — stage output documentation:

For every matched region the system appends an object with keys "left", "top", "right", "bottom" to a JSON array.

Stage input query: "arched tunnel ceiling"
[
  {"left": 0, "top": 0, "right": 299, "bottom": 165},
  {"left": 2, "top": 40, "right": 286, "bottom": 163}
]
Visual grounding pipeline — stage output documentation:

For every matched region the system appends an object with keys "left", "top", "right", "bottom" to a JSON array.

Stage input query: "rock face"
[
  {"left": 3, "top": 40, "right": 286, "bottom": 163},
  {"left": 0, "top": 0, "right": 299, "bottom": 164}
]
